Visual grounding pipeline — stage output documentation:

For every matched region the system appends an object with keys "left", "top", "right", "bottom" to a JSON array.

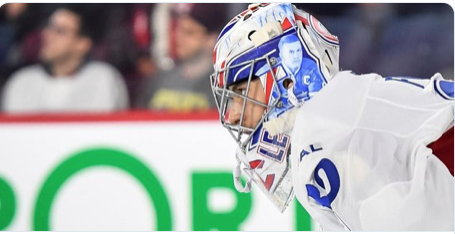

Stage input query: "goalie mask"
[{"left": 210, "top": 3, "right": 339, "bottom": 212}]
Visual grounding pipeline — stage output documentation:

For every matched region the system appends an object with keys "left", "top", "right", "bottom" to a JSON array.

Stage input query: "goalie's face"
[{"left": 228, "top": 78, "right": 267, "bottom": 130}]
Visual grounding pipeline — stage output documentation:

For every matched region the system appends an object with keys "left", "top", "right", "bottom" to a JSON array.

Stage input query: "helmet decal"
[
  {"left": 281, "top": 17, "right": 294, "bottom": 31},
  {"left": 309, "top": 15, "right": 339, "bottom": 45},
  {"left": 264, "top": 68, "right": 276, "bottom": 105}
]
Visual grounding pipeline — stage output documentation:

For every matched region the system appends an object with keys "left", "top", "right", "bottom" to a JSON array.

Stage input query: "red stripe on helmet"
[
  {"left": 265, "top": 174, "right": 275, "bottom": 191},
  {"left": 294, "top": 13, "right": 309, "bottom": 26},
  {"left": 212, "top": 47, "right": 217, "bottom": 65},
  {"left": 229, "top": 15, "right": 240, "bottom": 24},
  {"left": 249, "top": 160, "right": 265, "bottom": 169},
  {"left": 239, "top": 9, "right": 250, "bottom": 17},
  {"left": 219, "top": 61, "right": 226, "bottom": 87},
  {"left": 265, "top": 68, "right": 276, "bottom": 105},
  {"left": 281, "top": 17, "right": 293, "bottom": 31}
]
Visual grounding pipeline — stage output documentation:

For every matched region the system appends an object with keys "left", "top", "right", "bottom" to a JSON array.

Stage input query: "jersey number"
[{"left": 305, "top": 158, "right": 340, "bottom": 209}]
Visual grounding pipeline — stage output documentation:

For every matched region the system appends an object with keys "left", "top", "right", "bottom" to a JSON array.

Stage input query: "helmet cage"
[{"left": 210, "top": 49, "right": 282, "bottom": 152}]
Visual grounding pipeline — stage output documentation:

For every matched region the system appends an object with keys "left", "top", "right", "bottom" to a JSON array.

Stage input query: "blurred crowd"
[{"left": 0, "top": 3, "right": 453, "bottom": 114}]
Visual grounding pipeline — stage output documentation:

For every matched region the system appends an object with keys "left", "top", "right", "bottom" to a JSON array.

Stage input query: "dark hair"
[{"left": 53, "top": 3, "right": 105, "bottom": 43}]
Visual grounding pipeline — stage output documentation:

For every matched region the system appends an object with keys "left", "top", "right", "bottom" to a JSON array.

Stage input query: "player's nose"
[{"left": 228, "top": 104, "right": 242, "bottom": 125}]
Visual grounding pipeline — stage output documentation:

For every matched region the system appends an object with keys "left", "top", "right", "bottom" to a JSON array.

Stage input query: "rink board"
[{"left": 0, "top": 112, "right": 313, "bottom": 231}]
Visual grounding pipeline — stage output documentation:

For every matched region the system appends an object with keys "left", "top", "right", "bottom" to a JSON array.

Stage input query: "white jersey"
[{"left": 290, "top": 71, "right": 454, "bottom": 231}]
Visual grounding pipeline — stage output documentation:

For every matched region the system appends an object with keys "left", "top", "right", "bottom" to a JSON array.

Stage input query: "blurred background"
[
  {"left": 0, "top": 3, "right": 453, "bottom": 114},
  {"left": 0, "top": 3, "right": 453, "bottom": 232}
]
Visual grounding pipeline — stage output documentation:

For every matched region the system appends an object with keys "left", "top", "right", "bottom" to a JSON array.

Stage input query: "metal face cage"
[{"left": 211, "top": 50, "right": 282, "bottom": 152}]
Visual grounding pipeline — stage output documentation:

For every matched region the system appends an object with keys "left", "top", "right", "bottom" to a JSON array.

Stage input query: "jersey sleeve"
[
  {"left": 360, "top": 73, "right": 453, "bottom": 145},
  {"left": 355, "top": 73, "right": 454, "bottom": 230}
]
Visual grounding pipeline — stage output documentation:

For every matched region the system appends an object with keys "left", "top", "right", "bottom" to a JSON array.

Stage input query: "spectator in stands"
[
  {"left": 134, "top": 3, "right": 227, "bottom": 111},
  {"left": 0, "top": 3, "right": 55, "bottom": 101},
  {"left": 1, "top": 5, "right": 128, "bottom": 113}
]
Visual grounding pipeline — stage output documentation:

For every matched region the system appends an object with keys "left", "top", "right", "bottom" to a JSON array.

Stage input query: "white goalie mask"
[{"left": 210, "top": 3, "right": 340, "bottom": 212}]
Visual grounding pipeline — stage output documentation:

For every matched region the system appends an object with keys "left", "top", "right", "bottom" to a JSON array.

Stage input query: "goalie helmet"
[{"left": 210, "top": 3, "right": 340, "bottom": 212}]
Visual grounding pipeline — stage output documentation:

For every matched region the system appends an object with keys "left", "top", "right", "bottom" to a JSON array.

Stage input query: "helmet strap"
[{"left": 233, "top": 148, "right": 253, "bottom": 193}]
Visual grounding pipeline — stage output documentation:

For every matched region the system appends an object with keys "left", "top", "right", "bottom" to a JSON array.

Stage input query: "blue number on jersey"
[{"left": 306, "top": 158, "right": 340, "bottom": 209}]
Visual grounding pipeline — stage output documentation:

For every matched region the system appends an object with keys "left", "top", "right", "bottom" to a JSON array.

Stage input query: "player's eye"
[
  {"left": 232, "top": 88, "right": 243, "bottom": 96},
  {"left": 236, "top": 88, "right": 247, "bottom": 96},
  {"left": 229, "top": 80, "right": 250, "bottom": 97},
  {"left": 231, "top": 88, "right": 247, "bottom": 104},
  {"left": 242, "top": 88, "right": 247, "bottom": 95}
]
